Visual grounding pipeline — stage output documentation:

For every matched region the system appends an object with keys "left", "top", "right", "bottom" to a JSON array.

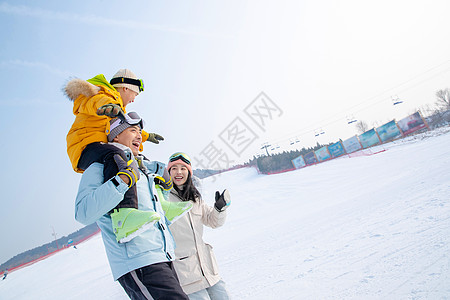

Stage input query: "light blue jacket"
[{"left": 75, "top": 155, "right": 175, "bottom": 280}]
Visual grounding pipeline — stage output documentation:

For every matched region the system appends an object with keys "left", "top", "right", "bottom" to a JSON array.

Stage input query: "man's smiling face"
[{"left": 113, "top": 125, "right": 142, "bottom": 156}]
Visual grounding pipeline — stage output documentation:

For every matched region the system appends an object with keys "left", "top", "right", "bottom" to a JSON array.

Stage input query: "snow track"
[{"left": 1, "top": 128, "right": 450, "bottom": 299}]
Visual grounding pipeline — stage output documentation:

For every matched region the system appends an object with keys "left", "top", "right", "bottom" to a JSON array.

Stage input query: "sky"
[
  {"left": 1, "top": 0, "right": 450, "bottom": 264},
  {"left": 1, "top": 128, "right": 449, "bottom": 299}
]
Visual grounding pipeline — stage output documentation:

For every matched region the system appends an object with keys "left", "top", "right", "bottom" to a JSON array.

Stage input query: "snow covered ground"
[{"left": 1, "top": 128, "right": 450, "bottom": 299}]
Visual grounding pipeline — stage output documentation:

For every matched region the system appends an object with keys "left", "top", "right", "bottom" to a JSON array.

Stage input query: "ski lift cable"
[
  {"left": 308, "top": 63, "right": 450, "bottom": 131},
  {"left": 350, "top": 65, "right": 450, "bottom": 115}
]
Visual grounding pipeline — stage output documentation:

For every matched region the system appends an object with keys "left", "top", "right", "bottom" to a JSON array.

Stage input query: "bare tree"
[
  {"left": 355, "top": 120, "right": 369, "bottom": 134},
  {"left": 418, "top": 104, "right": 433, "bottom": 118},
  {"left": 435, "top": 88, "right": 450, "bottom": 111}
]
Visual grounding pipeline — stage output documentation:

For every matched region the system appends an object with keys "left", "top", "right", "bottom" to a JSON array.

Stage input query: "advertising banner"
[
  {"left": 342, "top": 136, "right": 362, "bottom": 154},
  {"left": 304, "top": 151, "right": 318, "bottom": 165},
  {"left": 315, "top": 146, "right": 331, "bottom": 162},
  {"left": 359, "top": 129, "right": 381, "bottom": 148},
  {"left": 328, "top": 141, "right": 346, "bottom": 158},
  {"left": 397, "top": 112, "right": 428, "bottom": 135},
  {"left": 377, "top": 120, "right": 402, "bottom": 142},
  {"left": 291, "top": 155, "right": 306, "bottom": 169}
]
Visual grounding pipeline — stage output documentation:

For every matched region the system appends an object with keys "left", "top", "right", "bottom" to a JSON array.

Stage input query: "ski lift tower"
[
  {"left": 260, "top": 143, "right": 271, "bottom": 156},
  {"left": 51, "top": 226, "right": 59, "bottom": 250}
]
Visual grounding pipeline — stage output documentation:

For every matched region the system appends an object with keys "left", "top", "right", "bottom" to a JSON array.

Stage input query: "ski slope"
[{"left": 1, "top": 128, "right": 450, "bottom": 299}]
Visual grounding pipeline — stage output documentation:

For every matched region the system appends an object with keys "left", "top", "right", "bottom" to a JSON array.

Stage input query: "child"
[
  {"left": 64, "top": 69, "right": 169, "bottom": 243},
  {"left": 64, "top": 69, "right": 163, "bottom": 173}
]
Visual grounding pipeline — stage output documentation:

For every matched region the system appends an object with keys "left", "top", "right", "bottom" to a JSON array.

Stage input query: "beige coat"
[{"left": 168, "top": 189, "right": 227, "bottom": 295}]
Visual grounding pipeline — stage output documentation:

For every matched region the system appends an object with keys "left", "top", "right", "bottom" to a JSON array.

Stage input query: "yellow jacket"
[{"left": 64, "top": 75, "right": 149, "bottom": 173}]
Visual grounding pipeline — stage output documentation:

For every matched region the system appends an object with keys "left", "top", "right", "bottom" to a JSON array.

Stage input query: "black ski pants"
[
  {"left": 117, "top": 262, "right": 189, "bottom": 300},
  {"left": 78, "top": 142, "right": 138, "bottom": 211}
]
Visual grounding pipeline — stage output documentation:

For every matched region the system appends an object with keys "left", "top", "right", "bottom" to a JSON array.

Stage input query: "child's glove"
[
  {"left": 113, "top": 154, "right": 140, "bottom": 188},
  {"left": 97, "top": 104, "right": 123, "bottom": 118},
  {"left": 214, "top": 189, "right": 231, "bottom": 212},
  {"left": 154, "top": 168, "right": 173, "bottom": 191},
  {"left": 147, "top": 133, "right": 164, "bottom": 144}
]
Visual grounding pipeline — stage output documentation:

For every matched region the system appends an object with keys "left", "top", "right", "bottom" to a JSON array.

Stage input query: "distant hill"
[
  {"left": 0, "top": 223, "right": 99, "bottom": 271},
  {"left": 193, "top": 168, "right": 221, "bottom": 179}
]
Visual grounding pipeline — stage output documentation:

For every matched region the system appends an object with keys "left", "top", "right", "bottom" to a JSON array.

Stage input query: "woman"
[{"left": 167, "top": 152, "right": 231, "bottom": 300}]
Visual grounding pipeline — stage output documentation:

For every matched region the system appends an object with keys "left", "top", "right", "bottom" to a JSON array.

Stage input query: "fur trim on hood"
[{"left": 63, "top": 78, "right": 100, "bottom": 102}]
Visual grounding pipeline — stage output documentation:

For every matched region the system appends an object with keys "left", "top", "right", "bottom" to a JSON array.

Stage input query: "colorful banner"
[
  {"left": 342, "top": 136, "right": 362, "bottom": 154},
  {"left": 377, "top": 120, "right": 402, "bottom": 142},
  {"left": 291, "top": 155, "right": 306, "bottom": 169},
  {"left": 304, "top": 151, "right": 318, "bottom": 165},
  {"left": 397, "top": 112, "right": 428, "bottom": 135},
  {"left": 359, "top": 129, "right": 381, "bottom": 148},
  {"left": 315, "top": 146, "right": 331, "bottom": 162},
  {"left": 328, "top": 141, "right": 346, "bottom": 158}
]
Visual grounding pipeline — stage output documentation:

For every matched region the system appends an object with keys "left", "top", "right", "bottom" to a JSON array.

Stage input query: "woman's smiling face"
[{"left": 169, "top": 163, "right": 189, "bottom": 187}]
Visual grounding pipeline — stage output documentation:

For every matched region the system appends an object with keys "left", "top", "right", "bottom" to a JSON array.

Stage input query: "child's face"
[
  {"left": 113, "top": 125, "right": 142, "bottom": 156},
  {"left": 120, "top": 87, "right": 139, "bottom": 106},
  {"left": 169, "top": 164, "right": 189, "bottom": 186}
]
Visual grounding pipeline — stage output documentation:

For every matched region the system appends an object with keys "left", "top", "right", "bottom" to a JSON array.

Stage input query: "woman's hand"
[{"left": 214, "top": 189, "right": 231, "bottom": 212}]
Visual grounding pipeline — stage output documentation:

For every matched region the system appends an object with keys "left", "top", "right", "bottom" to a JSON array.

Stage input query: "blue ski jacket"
[{"left": 75, "top": 154, "right": 175, "bottom": 280}]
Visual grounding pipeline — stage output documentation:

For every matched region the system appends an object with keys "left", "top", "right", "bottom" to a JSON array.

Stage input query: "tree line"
[{"left": 247, "top": 142, "right": 327, "bottom": 174}]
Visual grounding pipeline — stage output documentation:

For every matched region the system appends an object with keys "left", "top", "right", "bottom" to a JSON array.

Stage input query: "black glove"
[
  {"left": 97, "top": 103, "right": 123, "bottom": 118},
  {"left": 214, "top": 189, "right": 230, "bottom": 212},
  {"left": 113, "top": 154, "right": 140, "bottom": 188},
  {"left": 147, "top": 133, "right": 164, "bottom": 144},
  {"left": 154, "top": 168, "right": 173, "bottom": 191}
]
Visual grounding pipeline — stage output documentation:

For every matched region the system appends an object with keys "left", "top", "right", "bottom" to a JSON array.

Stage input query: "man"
[{"left": 75, "top": 112, "right": 189, "bottom": 299}]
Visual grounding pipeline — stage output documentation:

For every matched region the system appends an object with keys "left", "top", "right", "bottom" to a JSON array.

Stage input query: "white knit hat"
[{"left": 110, "top": 69, "right": 143, "bottom": 94}]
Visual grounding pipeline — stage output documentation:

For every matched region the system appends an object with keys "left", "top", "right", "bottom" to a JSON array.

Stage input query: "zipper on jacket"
[
  {"left": 141, "top": 167, "right": 169, "bottom": 256},
  {"left": 187, "top": 210, "right": 206, "bottom": 277}
]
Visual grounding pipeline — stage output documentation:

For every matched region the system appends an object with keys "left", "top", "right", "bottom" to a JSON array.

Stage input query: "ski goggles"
[
  {"left": 110, "top": 77, "right": 144, "bottom": 92},
  {"left": 111, "top": 111, "right": 145, "bottom": 131},
  {"left": 169, "top": 152, "right": 192, "bottom": 165}
]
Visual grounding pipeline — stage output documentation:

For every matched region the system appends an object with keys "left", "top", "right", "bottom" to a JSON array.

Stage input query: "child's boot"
[
  {"left": 154, "top": 186, "right": 193, "bottom": 222},
  {"left": 110, "top": 208, "right": 161, "bottom": 243},
  {"left": 161, "top": 199, "right": 193, "bottom": 223}
]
